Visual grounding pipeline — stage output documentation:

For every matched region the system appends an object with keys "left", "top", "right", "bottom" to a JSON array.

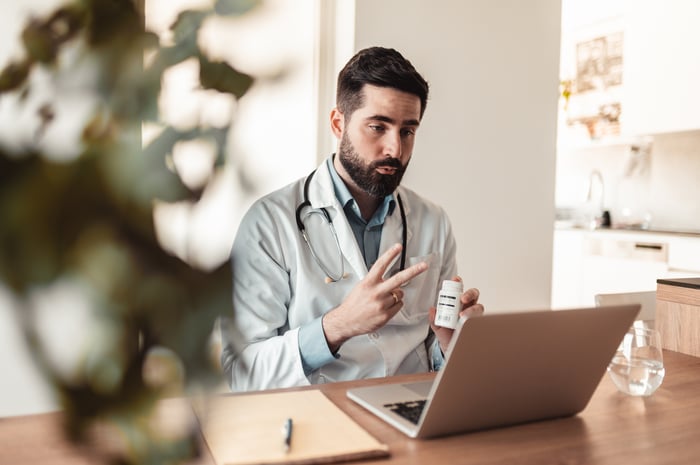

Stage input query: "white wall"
[{"left": 350, "top": 0, "right": 562, "bottom": 312}]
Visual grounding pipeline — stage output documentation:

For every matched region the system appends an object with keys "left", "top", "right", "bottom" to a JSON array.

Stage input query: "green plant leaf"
[
  {"left": 0, "top": 60, "right": 31, "bottom": 93},
  {"left": 21, "top": 20, "right": 59, "bottom": 64},
  {"left": 199, "top": 57, "right": 253, "bottom": 98},
  {"left": 0, "top": 0, "right": 262, "bottom": 461},
  {"left": 171, "top": 9, "right": 208, "bottom": 44},
  {"left": 214, "top": 0, "right": 260, "bottom": 16}
]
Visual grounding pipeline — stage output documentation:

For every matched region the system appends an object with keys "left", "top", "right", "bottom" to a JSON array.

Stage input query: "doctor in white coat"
[{"left": 221, "top": 47, "right": 483, "bottom": 391}]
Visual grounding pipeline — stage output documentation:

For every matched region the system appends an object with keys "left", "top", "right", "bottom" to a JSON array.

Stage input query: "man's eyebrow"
[{"left": 366, "top": 114, "right": 420, "bottom": 127}]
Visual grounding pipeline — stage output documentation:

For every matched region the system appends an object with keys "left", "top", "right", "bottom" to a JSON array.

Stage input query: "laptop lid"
[{"left": 347, "top": 304, "right": 639, "bottom": 439}]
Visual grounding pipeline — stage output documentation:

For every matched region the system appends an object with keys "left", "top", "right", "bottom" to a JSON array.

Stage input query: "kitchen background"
[
  {"left": 556, "top": 0, "right": 700, "bottom": 231},
  {"left": 552, "top": 0, "right": 700, "bottom": 308},
  {"left": 556, "top": 130, "right": 700, "bottom": 232}
]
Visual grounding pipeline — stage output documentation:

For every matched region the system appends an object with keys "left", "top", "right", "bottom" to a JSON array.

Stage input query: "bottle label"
[{"left": 435, "top": 293, "right": 459, "bottom": 329}]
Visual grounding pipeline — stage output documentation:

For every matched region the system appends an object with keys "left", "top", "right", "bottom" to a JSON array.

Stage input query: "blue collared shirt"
[{"left": 327, "top": 157, "right": 396, "bottom": 269}]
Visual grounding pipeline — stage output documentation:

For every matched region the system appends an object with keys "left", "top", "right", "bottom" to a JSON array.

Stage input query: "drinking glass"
[{"left": 607, "top": 325, "right": 665, "bottom": 396}]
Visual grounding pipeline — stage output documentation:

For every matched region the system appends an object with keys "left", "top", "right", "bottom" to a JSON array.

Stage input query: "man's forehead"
[{"left": 358, "top": 85, "right": 421, "bottom": 124}]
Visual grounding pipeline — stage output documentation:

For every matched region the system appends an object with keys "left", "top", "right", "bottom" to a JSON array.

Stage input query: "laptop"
[{"left": 347, "top": 304, "right": 639, "bottom": 439}]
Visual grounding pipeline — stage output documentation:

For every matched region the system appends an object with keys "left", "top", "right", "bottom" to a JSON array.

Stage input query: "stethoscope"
[{"left": 295, "top": 169, "right": 407, "bottom": 282}]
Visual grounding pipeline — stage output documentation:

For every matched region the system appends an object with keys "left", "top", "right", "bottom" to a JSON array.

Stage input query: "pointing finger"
[
  {"left": 367, "top": 243, "right": 403, "bottom": 282},
  {"left": 382, "top": 260, "right": 428, "bottom": 291}
]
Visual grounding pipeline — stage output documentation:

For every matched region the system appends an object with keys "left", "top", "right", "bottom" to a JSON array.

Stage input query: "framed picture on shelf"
[
  {"left": 561, "top": 23, "right": 625, "bottom": 140},
  {"left": 575, "top": 32, "right": 624, "bottom": 94}
]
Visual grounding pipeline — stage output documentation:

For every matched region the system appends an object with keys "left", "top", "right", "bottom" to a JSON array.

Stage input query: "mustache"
[{"left": 371, "top": 158, "right": 403, "bottom": 170}]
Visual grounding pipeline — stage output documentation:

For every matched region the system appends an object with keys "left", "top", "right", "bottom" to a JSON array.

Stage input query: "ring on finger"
[{"left": 391, "top": 290, "right": 399, "bottom": 305}]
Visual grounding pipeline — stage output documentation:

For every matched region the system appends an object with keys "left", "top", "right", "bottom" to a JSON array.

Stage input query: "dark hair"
[{"left": 336, "top": 46, "right": 429, "bottom": 120}]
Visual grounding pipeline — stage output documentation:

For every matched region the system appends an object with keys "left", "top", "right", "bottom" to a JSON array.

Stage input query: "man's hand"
[
  {"left": 322, "top": 243, "right": 428, "bottom": 353},
  {"left": 429, "top": 279, "right": 484, "bottom": 354}
]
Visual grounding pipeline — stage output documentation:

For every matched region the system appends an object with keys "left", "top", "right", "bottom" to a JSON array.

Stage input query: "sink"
[{"left": 555, "top": 207, "right": 597, "bottom": 229}]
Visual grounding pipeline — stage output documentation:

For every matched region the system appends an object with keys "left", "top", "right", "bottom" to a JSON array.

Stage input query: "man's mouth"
[{"left": 375, "top": 166, "right": 397, "bottom": 175}]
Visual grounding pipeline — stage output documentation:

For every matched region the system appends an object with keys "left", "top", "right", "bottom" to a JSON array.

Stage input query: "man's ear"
[{"left": 330, "top": 107, "right": 344, "bottom": 138}]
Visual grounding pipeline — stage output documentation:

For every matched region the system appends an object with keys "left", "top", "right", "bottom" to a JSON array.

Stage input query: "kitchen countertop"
[
  {"left": 657, "top": 277, "right": 700, "bottom": 289},
  {"left": 554, "top": 222, "right": 700, "bottom": 238}
]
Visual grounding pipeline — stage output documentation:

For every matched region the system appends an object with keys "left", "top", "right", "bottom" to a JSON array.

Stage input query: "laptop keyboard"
[{"left": 384, "top": 400, "right": 426, "bottom": 424}]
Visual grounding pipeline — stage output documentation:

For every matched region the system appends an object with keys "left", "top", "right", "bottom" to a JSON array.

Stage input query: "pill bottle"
[{"left": 434, "top": 280, "right": 463, "bottom": 329}]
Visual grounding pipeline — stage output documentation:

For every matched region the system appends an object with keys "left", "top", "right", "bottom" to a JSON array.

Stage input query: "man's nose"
[{"left": 384, "top": 131, "right": 402, "bottom": 158}]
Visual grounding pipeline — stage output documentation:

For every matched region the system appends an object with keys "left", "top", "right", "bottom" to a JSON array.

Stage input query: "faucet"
[{"left": 586, "top": 170, "right": 606, "bottom": 226}]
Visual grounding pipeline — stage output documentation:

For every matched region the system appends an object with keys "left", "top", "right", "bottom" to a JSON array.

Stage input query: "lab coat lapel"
[
  {"left": 379, "top": 186, "right": 413, "bottom": 272},
  {"left": 308, "top": 161, "right": 368, "bottom": 280}
]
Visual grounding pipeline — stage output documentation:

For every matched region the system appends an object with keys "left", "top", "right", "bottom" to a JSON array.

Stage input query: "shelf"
[{"left": 557, "top": 134, "right": 653, "bottom": 152}]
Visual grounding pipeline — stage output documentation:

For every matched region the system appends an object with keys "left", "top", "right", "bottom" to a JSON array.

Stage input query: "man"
[{"left": 221, "top": 47, "right": 483, "bottom": 391}]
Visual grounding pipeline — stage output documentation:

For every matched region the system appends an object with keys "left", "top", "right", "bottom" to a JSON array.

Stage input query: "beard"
[{"left": 337, "top": 132, "right": 408, "bottom": 198}]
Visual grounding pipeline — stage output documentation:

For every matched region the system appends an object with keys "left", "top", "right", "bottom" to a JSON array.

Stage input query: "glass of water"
[{"left": 607, "top": 325, "right": 665, "bottom": 396}]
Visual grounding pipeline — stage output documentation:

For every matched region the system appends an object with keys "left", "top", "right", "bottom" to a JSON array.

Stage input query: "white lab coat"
[{"left": 221, "top": 157, "right": 458, "bottom": 391}]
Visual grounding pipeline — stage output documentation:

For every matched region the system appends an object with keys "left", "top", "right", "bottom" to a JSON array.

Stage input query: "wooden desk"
[{"left": 2, "top": 350, "right": 700, "bottom": 465}]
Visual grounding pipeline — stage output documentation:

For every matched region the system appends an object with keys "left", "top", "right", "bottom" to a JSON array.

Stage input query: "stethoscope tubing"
[{"left": 295, "top": 168, "right": 407, "bottom": 282}]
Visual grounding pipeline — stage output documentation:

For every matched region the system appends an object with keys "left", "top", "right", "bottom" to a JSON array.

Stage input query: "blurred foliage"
[{"left": 0, "top": 0, "right": 263, "bottom": 463}]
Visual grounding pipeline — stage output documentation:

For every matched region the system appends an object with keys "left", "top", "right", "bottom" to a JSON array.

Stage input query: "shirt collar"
[{"left": 326, "top": 155, "right": 396, "bottom": 224}]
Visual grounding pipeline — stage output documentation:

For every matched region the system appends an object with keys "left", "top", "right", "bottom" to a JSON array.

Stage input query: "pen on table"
[{"left": 283, "top": 417, "right": 293, "bottom": 452}]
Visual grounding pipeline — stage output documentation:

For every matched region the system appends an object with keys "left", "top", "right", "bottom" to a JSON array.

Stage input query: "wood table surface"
[{"left": 2, "top": 349, "right": 699, "bottom": 465}]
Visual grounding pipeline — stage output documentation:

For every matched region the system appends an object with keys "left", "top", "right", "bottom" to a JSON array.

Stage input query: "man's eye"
[
  {"left": 369, "top": 125, "right": 385, "bottom": 132},
  {"left": 401, "top": 128, "right": 416, "bottom": 137}
]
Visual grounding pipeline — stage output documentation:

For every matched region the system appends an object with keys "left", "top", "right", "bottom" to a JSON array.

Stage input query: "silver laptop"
[{"left": 347, "top": 304, "right": 639, "bottom": 439}]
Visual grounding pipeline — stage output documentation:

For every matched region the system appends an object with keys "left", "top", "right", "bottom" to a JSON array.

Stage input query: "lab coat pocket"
[{"left": 393, "top": 252, "right": 440, "bottom": 324}]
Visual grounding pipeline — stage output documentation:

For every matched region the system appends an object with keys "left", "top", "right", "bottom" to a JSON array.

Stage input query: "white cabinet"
[
  {"left": 668, "top": 236, "right": 700, "bottom": 276},
  {"left": 579, "top": 234, "right": 668, "bottom": 302},
  {"left": 551, "top": 228, "right": 700, "bottom": 309},
  {"left": 622, "top": 0, "right": 700, "bottom": 135}
]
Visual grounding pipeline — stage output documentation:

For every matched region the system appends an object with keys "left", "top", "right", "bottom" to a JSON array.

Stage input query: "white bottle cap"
[{"left": 441, "top": 280, "right": 463, "bottom": 293}]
